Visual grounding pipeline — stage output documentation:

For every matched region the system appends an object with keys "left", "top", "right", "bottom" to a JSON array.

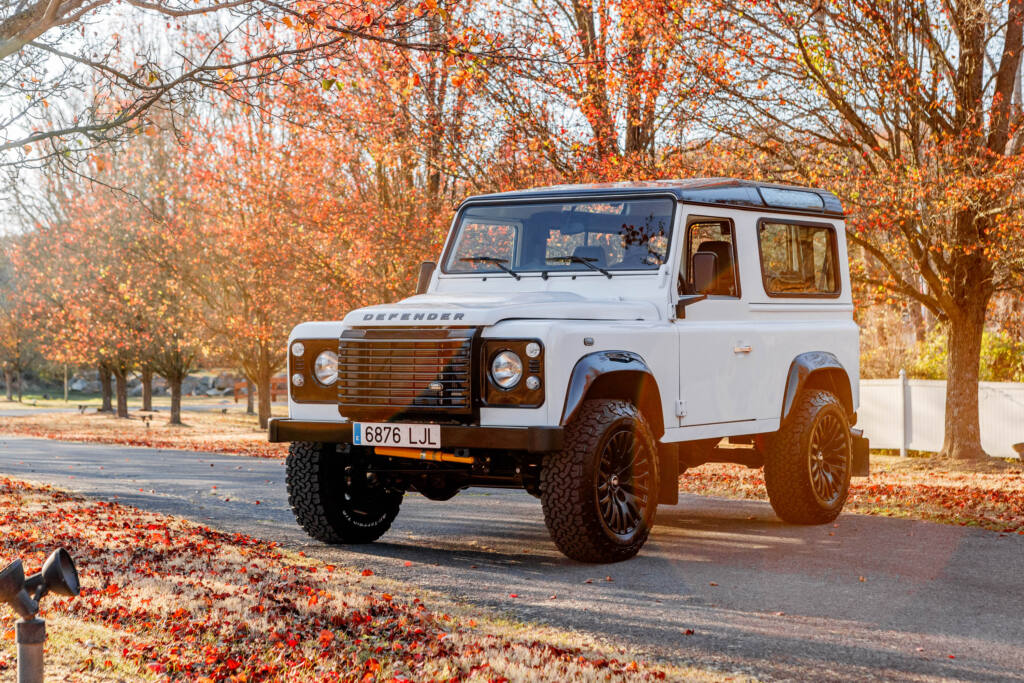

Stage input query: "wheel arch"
[
  {"left": 560, "top": 351, "right": 665, "bottom": 439},
  {"left": 781, "top": 352, "right": 854, "bottom": 421}
]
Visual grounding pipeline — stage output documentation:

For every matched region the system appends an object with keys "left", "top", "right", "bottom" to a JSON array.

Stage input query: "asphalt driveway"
[{"left": 0, "top": 436, "right": 1020, "bottom": 681}]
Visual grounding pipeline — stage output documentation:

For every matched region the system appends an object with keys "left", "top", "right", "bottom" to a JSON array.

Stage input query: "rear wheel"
[
  {"left": 764, "top": 390, "right": 852, "bottom": 524},
  {"left": 541, "top": 400, "right": 658, "bottom": 563},
  {"left": 286, "top": 441, "right": 403, "bottom": 543}
]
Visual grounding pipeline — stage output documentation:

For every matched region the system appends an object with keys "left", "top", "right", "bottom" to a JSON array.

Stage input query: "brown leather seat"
[{"left": 695, "top": 241, "right": 736, "bottom": 295}]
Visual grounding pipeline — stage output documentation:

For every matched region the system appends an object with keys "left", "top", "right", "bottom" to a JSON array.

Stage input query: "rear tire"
[
  {"left": 286, "top": 441, "right": 403, "bottom": 543},
  {"left": 764, "top": 390, "right": 852, "bottom": 524},
  {"left": 541, "top": 400, "right": 658, "bottom": 563}
]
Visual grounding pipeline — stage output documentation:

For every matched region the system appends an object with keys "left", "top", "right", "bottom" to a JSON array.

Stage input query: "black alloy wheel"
[
  {"left": 808, "top": 412, "right": 849, "bottom": 507},
  {"left": 541, "top": 399, "right": 659, "bottom": 563},
  {"left": 596, "top": 428, "right": 652, "bottom": 536},
  {"left": 764, "top": 389, "right": 852, "bottom": 525}
]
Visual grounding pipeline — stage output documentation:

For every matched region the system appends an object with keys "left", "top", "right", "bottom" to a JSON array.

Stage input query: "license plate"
[{"left": 353, "top": 422, "right": 441, "bottom": 449}]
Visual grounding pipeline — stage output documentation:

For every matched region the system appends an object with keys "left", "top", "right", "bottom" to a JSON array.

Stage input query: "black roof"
[{"left": 464, "top": 178, "right": 844, "bottom": 218}]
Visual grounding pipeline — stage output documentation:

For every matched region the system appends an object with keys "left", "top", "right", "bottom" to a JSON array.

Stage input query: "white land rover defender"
[{"left": 270, "top": 178, "right": 870, "bottom": 563}]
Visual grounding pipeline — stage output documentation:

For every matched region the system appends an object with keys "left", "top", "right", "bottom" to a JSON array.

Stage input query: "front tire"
[
  {"left": 286, "top": 441, "right": 403, "bottom": 544},
  {"left": 541, "top": 400, "right": 658, "bottom": 563},
  {"left": 764, "top": 390, "right": 852, "bottom": 524}
]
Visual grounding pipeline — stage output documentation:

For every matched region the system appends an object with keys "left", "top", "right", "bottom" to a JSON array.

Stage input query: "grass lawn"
[
  {"left": 0, "top": 393, "right": 256, "bottom": 411},
  {"left": 0, "top": 477, "right": 706, "bottom": 682},
  {"left": 0, "top": 408, "right": 286, "bottom": 459}
]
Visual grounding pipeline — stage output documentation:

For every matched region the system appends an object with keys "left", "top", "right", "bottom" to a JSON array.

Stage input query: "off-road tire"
[
  {"left": 286, "top": 441, "right": 403, "bottom": 544},
  {"left": 540, "top": 400, "right": 659, "bottom": 563},
  {"left": 764, "top": 390, "right": 852, "bottom": 525}
]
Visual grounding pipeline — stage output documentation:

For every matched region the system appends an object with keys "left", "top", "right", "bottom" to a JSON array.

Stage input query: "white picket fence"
[{"left": 858, "top": 373, "right": 1024, "bottom": 458}]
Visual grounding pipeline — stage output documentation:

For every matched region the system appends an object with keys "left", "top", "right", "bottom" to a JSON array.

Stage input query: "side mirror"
[
  {"left": 415, "top": 261, "right": 436, "bottom": 295},
  {"left": 692, "top": 251, "right": 718, "bottom": 294}
]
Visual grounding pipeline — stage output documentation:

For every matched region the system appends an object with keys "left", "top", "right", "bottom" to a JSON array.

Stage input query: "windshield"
[{"left": 443, "top": 197, "right": 675, "bottom": 275}]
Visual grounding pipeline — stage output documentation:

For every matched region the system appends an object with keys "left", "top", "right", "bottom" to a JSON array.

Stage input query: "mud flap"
[
  {"left": 658, "top": 442, "right": 679, "bottom": 505},
  {"left": 851, "top": 428, "right": 870, "bottom": 477}
]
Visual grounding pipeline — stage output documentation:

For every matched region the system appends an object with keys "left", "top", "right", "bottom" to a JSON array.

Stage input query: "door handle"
[{"left": 733, "top": 345, "right": 753, "bottom": 354}]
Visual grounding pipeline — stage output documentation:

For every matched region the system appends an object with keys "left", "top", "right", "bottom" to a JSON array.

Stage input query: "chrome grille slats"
[{"left": 337, "top": 327, "right": 475, "bottom": 415}]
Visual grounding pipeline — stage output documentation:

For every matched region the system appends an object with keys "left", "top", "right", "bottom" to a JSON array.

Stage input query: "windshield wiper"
[
  {"left": 546, "top": 255, "right": 613, "bottom": 279},
  {"left": 460, "top": 256, "right": 521, "bottom": 280}
]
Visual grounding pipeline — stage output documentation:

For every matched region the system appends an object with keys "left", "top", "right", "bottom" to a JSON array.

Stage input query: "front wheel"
[
  {"left": 764, "top": 390, "right": 852, "bottom": 524},
  {"left": 286, "top": 441, "right": 403, "bottom": 544},
  {"left": 540, "top": 400, "right": 658, "bottom": 563}
]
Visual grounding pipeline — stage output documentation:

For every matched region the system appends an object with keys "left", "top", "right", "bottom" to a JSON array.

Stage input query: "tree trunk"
[
  {"left": 16, "top": 370, "right": 22, "bottom": 402},
  {"left": 113, "top": 370, "right": 129, "bottom": 418},
  {"left": 246, "top": 378, "right": 255, "bottom": 416},
  {"left": 99, "top": 364, "right": 113, "bottom": 412},
  {"left": 940, "top": 302, "right": 989, "bottom": 460},
  {"left": 169, "top": 376, "right": 183, "bottom": 426},
  {"left": 257, "top": 348, "right": 272, "bottom": 430},
  {"left": 63, "top": 364, "right": 68, "bottom": 402},
  {"left": 3, "top": 367, "right": 11, "bottom": 401},
  {"left": 141, "top": 367, "right": 153, "bottom": 412}
]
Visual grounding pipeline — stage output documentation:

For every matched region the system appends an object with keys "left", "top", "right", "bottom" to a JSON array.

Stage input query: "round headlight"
[
  {"left": 490, "top": 350, "right": 523, "bottom": 389},
  {"left": 291, "top": 373, "right": 305, "bottom": 387},
  {"left": 291, "top": 341, "right": 305, "bottom": 357},
  {"left": 313, "top": 350, "right": 338, "bottom": 385}
]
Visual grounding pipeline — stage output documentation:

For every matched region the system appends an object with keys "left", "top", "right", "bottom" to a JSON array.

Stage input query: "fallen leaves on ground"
[
  {"left": 0, "top": 477, "right": 671, "bottom": 681},
  {"left": 0, "top": 411, "right": 286, "bottom": 459},
  {"left": 679, "top": 456, "right": 1024, "bottom": 533}
]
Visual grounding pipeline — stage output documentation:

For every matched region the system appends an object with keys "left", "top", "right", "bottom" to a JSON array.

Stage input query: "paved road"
[{"left": 1, "top": 436, "right": 1021, "bottom": 681}]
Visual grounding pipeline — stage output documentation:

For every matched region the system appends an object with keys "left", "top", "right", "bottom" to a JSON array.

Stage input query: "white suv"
[{"left": 270, "top": 178, "right": 870, "bottom": 563}]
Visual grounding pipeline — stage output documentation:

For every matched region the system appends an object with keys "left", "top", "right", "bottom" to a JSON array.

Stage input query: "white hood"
[{"left": 343, "top": 292, "right": 661, "bottom": 327}]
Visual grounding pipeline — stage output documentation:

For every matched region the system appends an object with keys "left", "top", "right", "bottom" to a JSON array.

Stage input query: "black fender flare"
[
  {"left": 560, "top": 351, "right": 665, "bottom": 438},
  {"left": 781, "top": 351, "right": 854, "bottom": 421},
  {"left": 560, "top": 351, "right": 673, "bottom": 504}
]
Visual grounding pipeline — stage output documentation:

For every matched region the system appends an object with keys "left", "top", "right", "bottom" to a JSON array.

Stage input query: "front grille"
[{"left": 338, "top": 327, "right": 476, "bottom": 418}]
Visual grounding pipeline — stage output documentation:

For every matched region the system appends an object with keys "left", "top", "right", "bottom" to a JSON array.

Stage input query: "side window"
[
  {"left": 758, "top": 221, "right": 839, "bottom": 296},
  {"left": 681, "top": 220, "right": 738, "bottom": 296}
]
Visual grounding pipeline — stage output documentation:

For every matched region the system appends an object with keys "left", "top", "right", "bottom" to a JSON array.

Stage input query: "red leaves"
[
  {"left": 1, "top": 476, "right": 678, "bottom": 681},
  {"left": 679, "top": 461, "right": 1024, "bottom": 534}
]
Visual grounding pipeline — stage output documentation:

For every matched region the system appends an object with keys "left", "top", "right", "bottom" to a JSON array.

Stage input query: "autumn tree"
[
  {"left": 0, "top": 238, "right": 36, "bottom": 401},
  {"left": 1, "top": 0, "right": 496, "bottom": 188},
  {"left": 700, "top": 0, "right": 1024, "bottom": 459}
]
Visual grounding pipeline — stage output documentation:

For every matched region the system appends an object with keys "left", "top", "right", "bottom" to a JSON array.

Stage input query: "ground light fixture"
[{"left": 0, "top": 548, "right": 80, "bottom": 683}]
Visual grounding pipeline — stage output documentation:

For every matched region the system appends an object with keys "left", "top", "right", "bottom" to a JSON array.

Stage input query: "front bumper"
[{"left": 268, "top": 418, "right": 564, "bottom": 453}]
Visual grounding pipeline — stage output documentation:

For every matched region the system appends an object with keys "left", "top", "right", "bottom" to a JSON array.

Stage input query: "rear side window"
[{"left": 758, "top": 221, "right": 839, "bottom": 296}]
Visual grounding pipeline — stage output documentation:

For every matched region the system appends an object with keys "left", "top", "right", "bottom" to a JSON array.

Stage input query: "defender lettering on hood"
[{"left": 363, "top": 311, "right": 466, "bottom": 322}]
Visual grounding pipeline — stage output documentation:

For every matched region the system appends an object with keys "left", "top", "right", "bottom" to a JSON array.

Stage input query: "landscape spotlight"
[{"left": 0, "top": 549, "right": 80, "bottom": 683}]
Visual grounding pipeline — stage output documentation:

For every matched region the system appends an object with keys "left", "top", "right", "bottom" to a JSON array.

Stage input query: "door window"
[{"left": 681, "top": 220, "right": 739, "bottom": 296}]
